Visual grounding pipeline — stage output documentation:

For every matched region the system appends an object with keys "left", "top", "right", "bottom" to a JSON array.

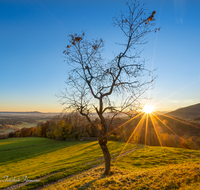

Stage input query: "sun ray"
[
  {"left": 99, "top": 112, "right": 144, "bottom": 141},
  {"left": 153, "top": 113, "right": 196, "bottom": 163},
  {"left": 145, "top": 113, "right": 149, "bottom": 146},
  {"left": 150, "top": 114, "right": 171, "bottom": 165},
  {"left": 152, "top": 112, "right": 179, "bottom": 136},
  {"left": 148, "top": 0, "right": 164, "bottom": 104},
  {"left": 144, "top": 113, "right": 149, "bottom": 165},
  {"left": 160, "top": 113, "right": 200, "bottom": 130},
  {"left": 114, "top": 113, "right": 146, "bottom": 165},
  {"left": 150, "top": 114, "right": 163, "bottom": 147},
  {"left": 154, "top": 79, "right": 200, "bottom": 107}
]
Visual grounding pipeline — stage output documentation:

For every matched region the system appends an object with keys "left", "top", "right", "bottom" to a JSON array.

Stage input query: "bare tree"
[{"left": 60, "top": 0, "right": 159, "bottom": 175}]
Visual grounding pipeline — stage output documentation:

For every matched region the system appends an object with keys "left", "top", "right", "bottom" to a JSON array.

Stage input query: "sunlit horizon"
[{"left": 0, "top": 102, "right": 198, "bottom": 113}]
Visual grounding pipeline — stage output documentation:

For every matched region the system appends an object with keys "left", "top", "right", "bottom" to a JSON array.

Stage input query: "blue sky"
[{"left": 0, "top": 0, "right": 200, "bottom": 112}]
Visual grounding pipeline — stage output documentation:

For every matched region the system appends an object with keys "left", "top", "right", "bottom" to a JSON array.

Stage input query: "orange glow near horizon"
[{"left": 113, "top": 100, "right": 199, "bottom": 166}]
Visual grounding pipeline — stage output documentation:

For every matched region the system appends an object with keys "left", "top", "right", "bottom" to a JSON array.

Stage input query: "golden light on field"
[{"left": 142, "top": 104, "right": 155, "bottom": 114}]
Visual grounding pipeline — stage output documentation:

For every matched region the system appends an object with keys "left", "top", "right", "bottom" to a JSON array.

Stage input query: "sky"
[{"left": 0, "top": 0, "right": 200, "bottom": 112}]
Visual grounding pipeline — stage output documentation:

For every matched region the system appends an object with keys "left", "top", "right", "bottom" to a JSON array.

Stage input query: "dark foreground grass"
[{"left": 0, "top": 137, "right": 132, "bottom": 189}]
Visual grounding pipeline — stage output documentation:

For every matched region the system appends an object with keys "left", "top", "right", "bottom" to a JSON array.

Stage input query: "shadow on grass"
[
  {"left": 77, "top": 141, "right": 99, "bottom": 152},
  {"left": 77, "top": 174, "right": 106, "bottom": 190},
  {"left": 0, "top": 138, "right": 94, "bottom": 166}
]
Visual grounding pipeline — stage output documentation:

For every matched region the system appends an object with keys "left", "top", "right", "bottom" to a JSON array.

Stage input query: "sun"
[{"left": 142, "top": 103, "right": 155, "bottom": 114}]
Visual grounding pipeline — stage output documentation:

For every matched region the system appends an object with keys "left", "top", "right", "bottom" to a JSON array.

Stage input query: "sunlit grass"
[
  {"left": 115, "top": 146, "right": 200, "bottom": 171},
  {"left": 43, "top": 146, "right": 200, "bottom": 190},
  {"left": 0, "top": 137, "right": 132, "bottom": 189}
]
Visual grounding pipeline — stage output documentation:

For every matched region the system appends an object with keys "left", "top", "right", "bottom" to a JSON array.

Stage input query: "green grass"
[
  {"left": 0, "top": 137, "right": 131, "bottom": 189},
  {"left": 44, "top": 162, "right": 200, "bottom": 190},
  {"left": 43, "top": 145, "right": 200, "bottom": 190},
  {"left": 115, "top": 146, "right": 200, "bottom": 171},
  {"left": 1, "top": 137, "right": 200, "bottom": 190}
]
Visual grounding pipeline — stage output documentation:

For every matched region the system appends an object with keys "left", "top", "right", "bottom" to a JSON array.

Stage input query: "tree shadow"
[
  {"left": 0, "top": 139, "right": 93, "bottom": 165},
  {"left": 77, "top": 168, "right": 118, "bottom": 190},
  {"left": 78, "top": 174, "right": 106, "bottom": 190}
]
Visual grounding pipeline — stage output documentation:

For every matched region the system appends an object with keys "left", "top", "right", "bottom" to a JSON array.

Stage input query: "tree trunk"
[{"left": 98, "top": 136, "right": 111, "bottom": 175}]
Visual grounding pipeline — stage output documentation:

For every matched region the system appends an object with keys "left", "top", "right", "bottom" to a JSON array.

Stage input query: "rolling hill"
[
  {"left": 166, "top": 103, "right": 200, "bottom": 120},
  {"left": 0, "top": 138, "right": 200, "bottom": 190}
]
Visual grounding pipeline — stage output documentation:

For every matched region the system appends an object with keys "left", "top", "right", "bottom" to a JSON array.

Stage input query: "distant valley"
[{"left": 0, "top": 112, "right": 60, "bottom": 136}]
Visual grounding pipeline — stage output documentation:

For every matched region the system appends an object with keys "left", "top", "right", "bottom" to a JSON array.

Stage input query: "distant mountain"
[
  {"left": 0, "top": 111, "right": 61, "bottom": 117},
  {"left": 166, "top": 103, "right": 200, "bottom": 120},
  {"left": 0, "top": 111, "right": 43, "bottom": 114}
]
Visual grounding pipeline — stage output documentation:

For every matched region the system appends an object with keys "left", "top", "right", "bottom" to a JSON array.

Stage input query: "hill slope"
[
  {"left": 166, "top": 103, "right": 200, "bottom": 120},
  {"left": 0, "top": 137, "right": 132, "bottom": 189},
  {"left": 43, "top": 145, "right": 200, "bottom": 190},
  {"left": 1, "top": 137, "right": 200, "bottom": 190}
]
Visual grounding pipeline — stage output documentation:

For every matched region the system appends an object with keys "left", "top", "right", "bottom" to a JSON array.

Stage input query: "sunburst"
[{"left": 142, "top": 103, "right": 155, "bottom": 114}]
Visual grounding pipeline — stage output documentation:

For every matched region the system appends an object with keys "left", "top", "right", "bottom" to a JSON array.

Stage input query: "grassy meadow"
[
  {"left": 44, "top": 162, "right": 200, "bottom": 190},
  {"left": 0, "top": 137, "right": 132, "bottom": 189},
  {"left": 0, "top": 137, "right": 200, "bottom": 189},
  {"left": 43, "top": 146, "right": 200, "bottom": 190}
]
